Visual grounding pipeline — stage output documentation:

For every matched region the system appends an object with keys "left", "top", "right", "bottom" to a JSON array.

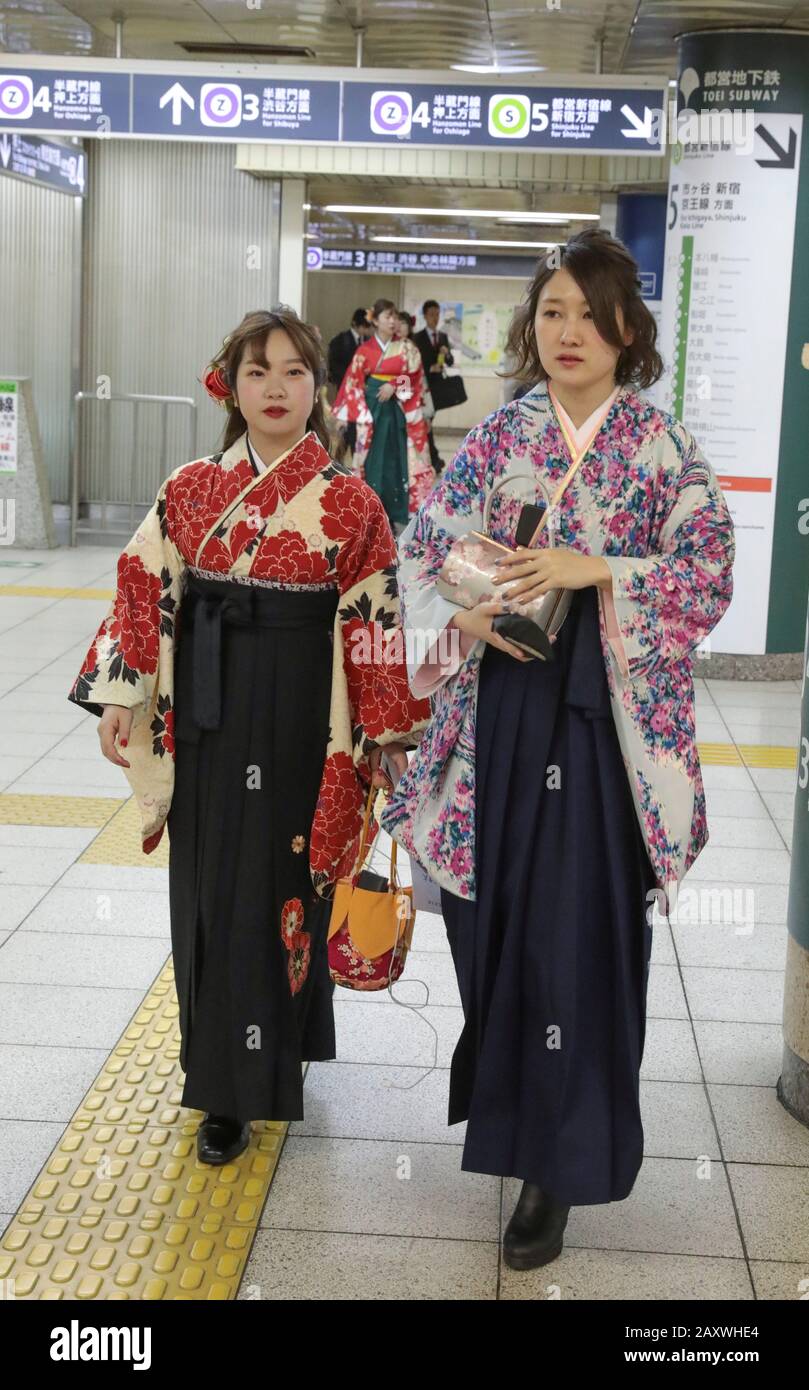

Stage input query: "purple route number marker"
[
  {"left": 372, "top": 93, "right": 409, "bottom": 133},
  {"left": 0, "top": 77, "right": 32, "bottom": 119},
  {"left": 202, "top": 85, "right": 239, "bottom": 125}
]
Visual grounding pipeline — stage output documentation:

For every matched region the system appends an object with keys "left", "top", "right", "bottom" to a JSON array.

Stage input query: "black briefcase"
[{"left": 430, "top": 373, "right": 468, "bottom": 411}]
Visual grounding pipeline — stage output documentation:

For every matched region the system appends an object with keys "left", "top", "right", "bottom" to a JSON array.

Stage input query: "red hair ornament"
[{"left": 202, "top": 364, "right": 233, "bottom": 409}]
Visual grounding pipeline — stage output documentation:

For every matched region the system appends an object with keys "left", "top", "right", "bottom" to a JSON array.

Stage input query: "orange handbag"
[{"left": 327, "top": 783, "right": 416, "bottom": 990}]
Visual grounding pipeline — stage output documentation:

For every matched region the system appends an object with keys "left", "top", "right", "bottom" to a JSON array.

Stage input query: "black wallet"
[
  {"left": 491, "top": 502, "right": 555, "bottom": 661},
  {"left": 356, "top": 868, "right": 389, "bottom": 892},
  {"left": 492, "top": 612, "right": 554, "bottom": 661}
]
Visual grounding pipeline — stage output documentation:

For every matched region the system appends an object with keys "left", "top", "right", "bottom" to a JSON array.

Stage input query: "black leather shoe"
[
  {"left": 196, "top": 1113, "right": 251, "bottom": 1166},
  {"left": 502, "top": 1181, "right": 571, "bottom": 1269}
]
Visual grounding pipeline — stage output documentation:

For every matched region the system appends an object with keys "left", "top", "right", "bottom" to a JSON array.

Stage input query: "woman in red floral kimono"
[
  {"left": 332, "top": 297, "right": 434, "bottom": 530},
  {"left": 68, "top": 308, "right": 430, "bottom": 1165}
]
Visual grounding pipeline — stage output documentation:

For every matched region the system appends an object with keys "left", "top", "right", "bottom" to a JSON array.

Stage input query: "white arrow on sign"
[
  {"left": 159, "top": 82, "right": 194, "bottom": 126},
  {"left": 620, "top": 103, "right": 656, "bottom": 140},
  {"left": 0, "top": 134, "right": 11, "bottom": 169}
]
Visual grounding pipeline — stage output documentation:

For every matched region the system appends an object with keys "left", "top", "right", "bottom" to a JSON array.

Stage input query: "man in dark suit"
[
  {"left": 413, "top": 299, "right": 455, "bottom": 473},
  {"left": 327, "top": 308, "right": 371, "bottom": 455}
]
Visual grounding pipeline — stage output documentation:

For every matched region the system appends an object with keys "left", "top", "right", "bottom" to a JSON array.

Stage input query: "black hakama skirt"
[
  {"left": 440, "top": 586, "right": 657, "bottom": 1205},
  {"left": 167, "top": 572, "right": 339, "bottom": 1121}
]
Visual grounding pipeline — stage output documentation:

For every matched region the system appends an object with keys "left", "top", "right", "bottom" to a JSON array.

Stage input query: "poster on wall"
[
  {"left": 437, "top": 301, "right": 464, "bottom": 356},
  {"left": 658, "top": 114, "right": 803, "bottom": 654},
  {"left": 0, "top": 381, "right": 18, "bottom": 474},
  {"left": 410, "top": 301, "right": 515, "bottom": 364},
  {"left": 460, "top": 304, "right": 514, "bottom": 364}
]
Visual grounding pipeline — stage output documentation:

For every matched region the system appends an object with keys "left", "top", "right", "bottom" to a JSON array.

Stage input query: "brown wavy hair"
[
  {"left": 208, "top": 307, "right": 332, "bottom": 454},
  {"left": 502, "top": 228, "right": 663, "bottom": 390}
]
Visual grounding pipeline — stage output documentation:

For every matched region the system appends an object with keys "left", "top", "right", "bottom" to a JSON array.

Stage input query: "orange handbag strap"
[{"left": 354, "top": 781, "right": 398, "bottom": 884}]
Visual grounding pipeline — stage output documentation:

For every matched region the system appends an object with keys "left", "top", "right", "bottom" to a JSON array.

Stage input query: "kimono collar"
[
  {"left": 214, "top": 428, "right": 318, "bottom": 475},
  {"left": 549, "top": 384, "right": 621, "bottom": 460},
  {"left": 194, "top": 429, "right": 326, "bottom": 566},
  {"left": 520, "top": 379, "right": 626, "bottom": 466}
]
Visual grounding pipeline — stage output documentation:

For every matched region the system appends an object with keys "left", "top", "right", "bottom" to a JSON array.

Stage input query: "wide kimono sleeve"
[
  {"left": 332, "top": 345, "right": 368, "bottom": 424},
  {"left": 332, "top": 477, "right": 432, "bottom": 774},
  {"left": 67, "top": 468, "right": 186, "bottom": 849},
  {"left": 599, "top": 422, "right": 735, "bottom": 681},
  {"left": 396, "top": 419, "right": 496, "bottom": 697}
]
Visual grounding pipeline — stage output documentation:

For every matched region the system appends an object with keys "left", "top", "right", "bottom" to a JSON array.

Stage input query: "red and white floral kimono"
[
  {"left": 68, "top": 429, "right": 430, "bottom": 1120},
  {"left": 333, "top": 333, "right": 434, "bottom": 523}
]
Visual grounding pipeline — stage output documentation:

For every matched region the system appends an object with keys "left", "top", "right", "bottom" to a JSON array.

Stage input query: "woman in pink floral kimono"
[
  {"left": 382, "top": 230, "right": 735, "bottom": 1269},
  {"left": 68, "top": 308, "right": 430, "bottom": 1166}
]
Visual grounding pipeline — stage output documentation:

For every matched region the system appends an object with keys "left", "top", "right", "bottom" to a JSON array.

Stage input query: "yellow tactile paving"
[
  {"left": 0, "top": 960, "right": 293, "bottom": 1301},
  {"left": 0, "top": 794, "right": 124, "bottom": 827},
  {"left": 697, "top": 742, "right": 797, "bottom": 769},
  {"left": 0, "top": 733, "right": 797, "bottom": 1299},
  {"left": 736, "top": 744, "right": 797, "bottom": 769},
  {"left": 697, "top": 741, "right": 743, "bottom": 765},
  {"left": 0, "top": 586, "right": 114, "bottom": 600},
  {"left": 78, "top": 795, "right": 170, "bottom": 868}
]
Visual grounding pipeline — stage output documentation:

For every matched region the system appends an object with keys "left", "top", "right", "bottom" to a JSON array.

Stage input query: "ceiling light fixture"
[
  {"left": 371, "top": 235, "right": 560, "bottom": 250},
  {"left": 321, "top": 204, "right": 598, "bottom": 222},
  {"left": 450, "top": 64, "right": 546, "bottom": 73}
]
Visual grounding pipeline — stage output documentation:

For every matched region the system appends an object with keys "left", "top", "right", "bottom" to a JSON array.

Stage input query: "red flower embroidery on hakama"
[
  {"left": 280, "top": 897, "right": 305, "bottom": 943},
  {"left": 286, "top": 930, "right": 311, "bottom": 994}
]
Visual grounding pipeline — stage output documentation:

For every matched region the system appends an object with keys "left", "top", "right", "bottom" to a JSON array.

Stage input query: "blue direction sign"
[
  {"left": 133, "top": 75, "right": 340, "bottom": 140},
  {"left": 342, "top": 81, "right": 664, "bottom": 154},
  {"left": 0, "top": 63, "right": 665, "bottom": 156},
  {"left": 0, "top": 131, "right": 86, "bottom": 194},
  {"left": 316, "top": 247, "right": 536, "bottom": 277},
  {"left": 0, "top": 68, "right": 129, "bottom": 134}
]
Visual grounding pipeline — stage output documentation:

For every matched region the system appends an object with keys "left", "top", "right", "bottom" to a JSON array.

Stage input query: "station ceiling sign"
[
  {"left": 0, "top": 59, "right": 667, "bottom": 157},
  {"left": 310, "top": 246, "right": 536, "bottom": 277},
  {"left": 0, "top": 130, "right": 86, "bottom": 194}
]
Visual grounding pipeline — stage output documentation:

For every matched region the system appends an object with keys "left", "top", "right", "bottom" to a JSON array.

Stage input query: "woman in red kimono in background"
[
  {"left": 332, "top": 297, "right": 434, "bottom": 530},
  {"left": 67, "top": 308, "right": 431, "bottom": 1166}
]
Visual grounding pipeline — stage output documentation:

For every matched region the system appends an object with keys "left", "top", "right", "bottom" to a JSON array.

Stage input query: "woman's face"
[
  {"left": 373, "top": 307, "right": 399, "bottom": 339},
  {"left": 534, "top": 268, "right": 629, "bottom": 391},
  {"left": 233, "top": 328, "right": 315, "bottom": 444}
]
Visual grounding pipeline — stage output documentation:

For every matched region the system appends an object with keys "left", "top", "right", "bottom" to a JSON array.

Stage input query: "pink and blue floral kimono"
[{"left": 381, "top": 379, "right": 735, "bottom": 1204}]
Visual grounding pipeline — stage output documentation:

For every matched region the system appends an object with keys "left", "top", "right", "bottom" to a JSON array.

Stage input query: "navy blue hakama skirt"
[{"left": 440, "top": 586, "right": 657, "bottom": 1205}]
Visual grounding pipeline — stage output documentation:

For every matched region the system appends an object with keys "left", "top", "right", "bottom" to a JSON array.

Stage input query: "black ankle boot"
[
  {"left": 502, "top": 1181, "right": 570, "bottom": 1270},
  {"left": 196, "top": 1113, "right": 251, "bottom": 1166}
]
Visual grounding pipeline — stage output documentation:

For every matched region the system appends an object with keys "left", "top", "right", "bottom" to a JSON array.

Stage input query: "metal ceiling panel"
[{"left": 4, "top": 0, "right": 807, "bottom": 70}]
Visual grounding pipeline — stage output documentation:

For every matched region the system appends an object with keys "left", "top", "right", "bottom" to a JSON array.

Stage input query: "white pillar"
[
  {"left": 277, "top": 178, "right": 306, "bottom": 315},
  {"left": 599, "top": 193, "right": 618, "bottom": 235}
]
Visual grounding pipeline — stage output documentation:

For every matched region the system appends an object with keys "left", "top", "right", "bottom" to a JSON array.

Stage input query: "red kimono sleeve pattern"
[{"left": 309, "top": 472, "right": 431, "bottom": 897}]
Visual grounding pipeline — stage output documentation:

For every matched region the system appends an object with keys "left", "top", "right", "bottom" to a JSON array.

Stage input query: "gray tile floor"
[{"left": 0, "top": 539, "right": 806, "bottom": 1300}]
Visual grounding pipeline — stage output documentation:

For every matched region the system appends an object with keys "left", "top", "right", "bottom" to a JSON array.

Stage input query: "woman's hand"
[
  {"left": 451, "top": 604, "right": 532, "bottom": 662},
  {"left": 369, "top": 743, "right": 408, "bottom": 788},
  {"left": 377, "top": 382, "right": 395, "bottom": 401},
  {"left": 98, "top": 704, "right": 133, "bottom": 768},
  {"left": 492, "top": 548, "right": 612, "bottom": 605}
]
